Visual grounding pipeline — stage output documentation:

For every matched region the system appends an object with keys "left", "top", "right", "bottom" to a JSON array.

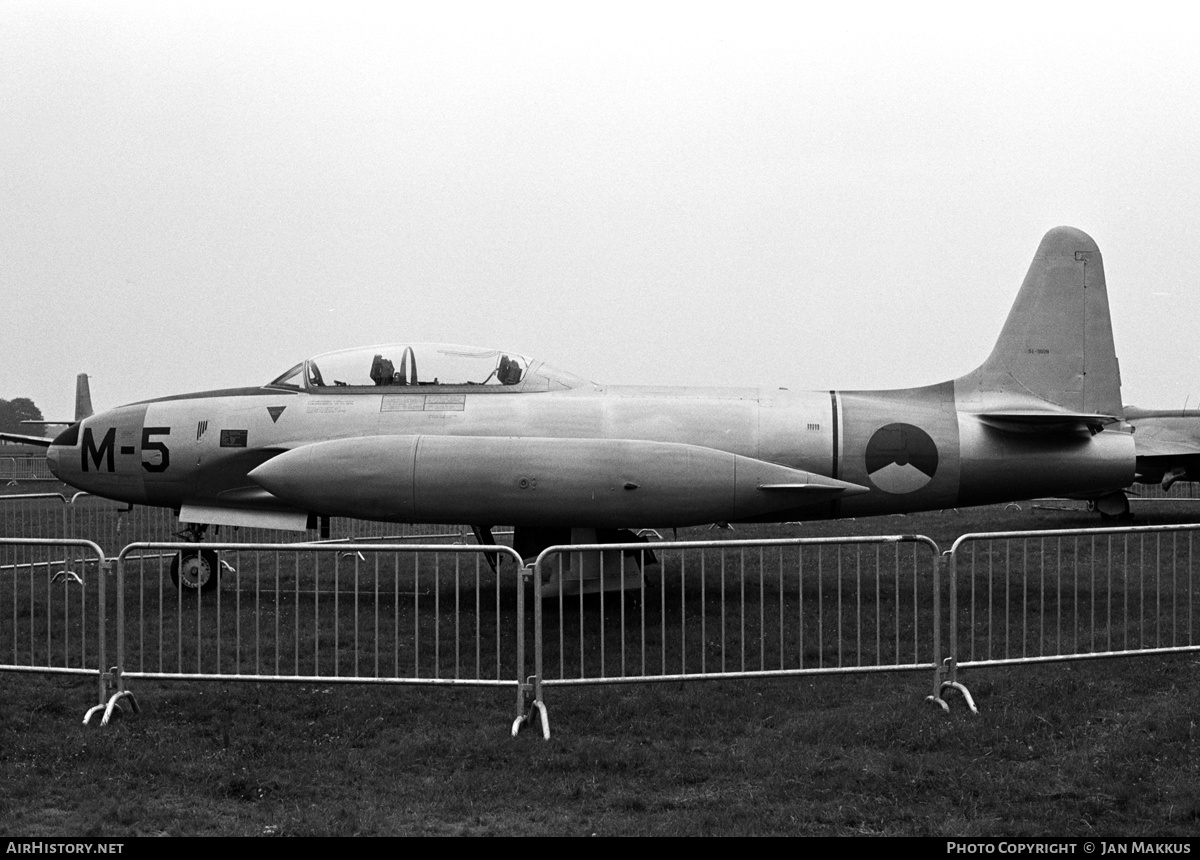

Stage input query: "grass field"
[{"left": 4, "top": 497, "right": 1200, "bottom": 836}]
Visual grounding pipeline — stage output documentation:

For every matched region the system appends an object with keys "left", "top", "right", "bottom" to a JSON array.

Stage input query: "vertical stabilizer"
[
  {"left": 955, "top": 226, "right": 1123, "bottom": 419},
  {"left": 75, "top": 374, "right": 93, "bottom": 421}
]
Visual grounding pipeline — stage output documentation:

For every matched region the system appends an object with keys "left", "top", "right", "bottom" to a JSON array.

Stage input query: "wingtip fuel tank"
[{"left": 248, "top": 435, "right": 869, "bottom": 528}]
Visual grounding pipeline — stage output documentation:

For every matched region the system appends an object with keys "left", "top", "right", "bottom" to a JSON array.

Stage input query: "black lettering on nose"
[{"left": 82, "top": 427, "right": 115, "bottom": 472}]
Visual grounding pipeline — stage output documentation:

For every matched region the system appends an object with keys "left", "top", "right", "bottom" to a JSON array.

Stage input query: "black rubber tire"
[{"left": 170, "top": 548, "right": 220, "bottom": 593}]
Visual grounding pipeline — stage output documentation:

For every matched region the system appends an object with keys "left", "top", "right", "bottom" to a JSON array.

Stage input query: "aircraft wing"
[
  {"left": 178, "top": 502, "right": 310, "bottom": 532},
  {"left": 172, "top": 441, "right": 313, "bottom": 530},
  {"left": 0, "top": 431, "right": 53, "bottom": 448}
]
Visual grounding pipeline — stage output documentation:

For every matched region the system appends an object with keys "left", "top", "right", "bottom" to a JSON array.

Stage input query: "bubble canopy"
[{"left": 267, "top": 343, "right": 588, "bottom": 392}]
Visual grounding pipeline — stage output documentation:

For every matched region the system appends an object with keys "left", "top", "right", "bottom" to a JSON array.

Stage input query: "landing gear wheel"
[
  {"left": 1094, "top": 491, "right": 1132, "bottom": 523},
  {"left": 171, "top": 548, "right": 220, "bottom": 593}
]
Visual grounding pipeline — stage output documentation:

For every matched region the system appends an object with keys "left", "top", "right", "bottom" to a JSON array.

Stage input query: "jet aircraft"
[{"left": 8, "top": 227, "right": 1136, "bottom": 590}]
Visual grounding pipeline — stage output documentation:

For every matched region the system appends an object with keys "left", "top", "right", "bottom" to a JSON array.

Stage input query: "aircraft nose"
[{"left": 46, "top": 422, "right": 80, "bottom": 482}]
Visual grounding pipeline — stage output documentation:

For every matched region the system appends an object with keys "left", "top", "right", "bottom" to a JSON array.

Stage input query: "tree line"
[{"left": 0, "top": 398, "right": 45, "bottom": 437}]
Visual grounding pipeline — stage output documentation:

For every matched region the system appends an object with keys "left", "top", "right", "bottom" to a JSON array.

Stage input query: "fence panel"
[
  {"left": 949, "top": 524, "right": 1200, "bottom": 668},
  {"left": 0, "top": 455, "right": 55, "bottom": 482},
  {"left": 533, "top": 536, "right": 943, "bottom": 699},
  {"left": 1128, "top": 482, "right": 1200, "bottom": 501},
  {"left": 0, "top": 538, "right": 111, "bottom": 715},
  {"left": 115, "top": 542, "right": 529, "bottom": 727},
  {"left": 0, "top": 493, "right": 70, "bottom": 540}
]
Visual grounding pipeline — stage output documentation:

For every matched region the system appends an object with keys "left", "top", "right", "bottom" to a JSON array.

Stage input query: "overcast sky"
[{"left": 3, "top": 2, "right": 1198, "bottom": 422}]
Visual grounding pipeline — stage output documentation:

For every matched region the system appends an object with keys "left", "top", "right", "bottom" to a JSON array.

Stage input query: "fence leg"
[
  {"left": 511, "top": 562, "right": 551, "bottom": 740},
  {"left": 83, "top": 667, "right": 139, "bottom": 725},
  {"left": 100, "top": 666, "right": 139, "bottom": 725},
  {"left": 83, "top": 667, "right": 108, "bottom": 726},
  {"left": 84, "top": 556, "right": 111, "bottom": 723},
  {"left": 511, "top": 676, "right": 550, "bottom": 740},
  {"left": 926, "top": 657, "right": 978, "bottom": 714}
]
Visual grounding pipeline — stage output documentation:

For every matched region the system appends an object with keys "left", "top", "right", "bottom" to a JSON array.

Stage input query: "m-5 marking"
[{"left": 82, "top": 427, "right": 115, "bottom": 473}]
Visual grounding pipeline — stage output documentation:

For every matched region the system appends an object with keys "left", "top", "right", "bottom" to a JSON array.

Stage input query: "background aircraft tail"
[
  {"left": 954, "top": 226, "right": 1123, "bottom": 425},
  {"left": 0, "top": 373, "right": 94, "bottom": 448},
  {"left": 75, "top": 373, "right": 93, "bottom": 421}
]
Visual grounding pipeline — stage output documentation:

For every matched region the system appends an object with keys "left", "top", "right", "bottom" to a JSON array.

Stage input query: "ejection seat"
[
  {"left": 369, "top": 354, "right": 396, "bottom": 386},
  {"left": 497, "top": 355, "right": 523, "bottom": 385}
]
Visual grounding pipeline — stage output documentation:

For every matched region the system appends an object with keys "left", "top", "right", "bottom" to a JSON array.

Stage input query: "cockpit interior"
[{"left": 268, "top": 343, "right": 586, "bottom": 393}]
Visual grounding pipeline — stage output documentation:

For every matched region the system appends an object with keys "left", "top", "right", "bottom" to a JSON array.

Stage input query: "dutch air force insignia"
[
  {"left": 864, "top": 423, "right": 938, "bottom": 494},
  {"left": 267, "top": 406, "right": 286, "bottom": 423}
]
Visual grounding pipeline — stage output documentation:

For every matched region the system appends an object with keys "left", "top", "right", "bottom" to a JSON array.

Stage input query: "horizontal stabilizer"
[
  {"left": 0, "top": 432, "right": 53, "bottom": 448},
  {"left": 974, "top": 410, "right": 1120, "bottom": 434}
]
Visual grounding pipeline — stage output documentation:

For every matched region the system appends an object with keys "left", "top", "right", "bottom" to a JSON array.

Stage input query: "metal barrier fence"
[
  {"left": 114, "top": 542, "right": 531, "bottom": 730},
  {"left": 1129, "top": 481, "right": 1200, "bottom": 500},
  {"left": 0, "top": 455, "right": 54, "bottom": 482},
  {"left": 0, "top": 493, "right": 187, "bottom": 545},
  {"left": 0, "top": 493, "right": 72, "bottom": 540},
  {"left": 944, "top": 523, "right": 1200, "bottom": 705},
  {"left": 10, "top": 500, "right": 1200, "bottom": 736},
  {"left": 0, "top": 492, "right": 491, "bottom": 552},
  {"left": 530, "top": 535, "right": 945, "bottom": 736},
  {"left": 0, "top": 537, "right": 112, "bottom": 720}
]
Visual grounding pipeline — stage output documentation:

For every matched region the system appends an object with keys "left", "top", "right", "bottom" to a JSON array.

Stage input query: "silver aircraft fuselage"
[{"left": 45, "top": 364, "right": 1131, "bottom": 530}]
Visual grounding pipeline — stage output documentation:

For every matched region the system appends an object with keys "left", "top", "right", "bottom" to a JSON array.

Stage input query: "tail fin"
[
  {"left": 74, "top": 374, "right": 93, "bottom": 421},
  {"left": 955, "top": 226, "right": 1123, "bottom": 430}
]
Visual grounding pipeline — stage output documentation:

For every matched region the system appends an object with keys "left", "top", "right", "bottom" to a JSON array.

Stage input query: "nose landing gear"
[{"left": 170, "top": 522, "right": 220, "bottom": 592}]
